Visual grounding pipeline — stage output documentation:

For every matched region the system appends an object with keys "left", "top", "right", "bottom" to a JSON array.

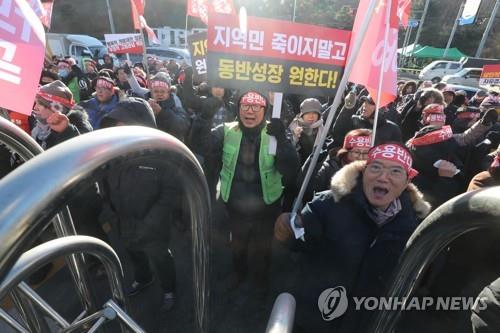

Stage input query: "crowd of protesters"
[{"left": 0, "top": 51, "right": 499, "bottom": 332}]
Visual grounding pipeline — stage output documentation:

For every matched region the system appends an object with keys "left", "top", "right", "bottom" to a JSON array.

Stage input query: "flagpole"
[
  {"left": 140, "top": 28, "right": 150, "bottom": 78},
  {"left": 185, "top": 14, "right": 189, "bottom": 48},
  {"left": 290, "top": 0, "right": 382, "bottom": 230},
  {"left": 371, "top": 0, "right": 392, "bottom": 147}
]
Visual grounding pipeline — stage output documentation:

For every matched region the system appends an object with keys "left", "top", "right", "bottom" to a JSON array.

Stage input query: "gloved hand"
[
  {"left": 266, "top": 118, "right": 286, "bottom": 143},
  {"left": 200, "top": 96, "right": 222, "bottom": 120},
  {"left": 481, "top": 108, "right": 498, "bottom": 126}
]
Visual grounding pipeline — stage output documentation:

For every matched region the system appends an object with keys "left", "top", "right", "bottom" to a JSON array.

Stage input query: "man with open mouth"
[{"left": 275, "top": 143, "right": 431, "bottom": 332}]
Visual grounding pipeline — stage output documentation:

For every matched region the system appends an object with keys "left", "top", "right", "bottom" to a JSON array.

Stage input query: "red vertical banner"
[
  {"left": 348, "top": 0, "right": 398, "bottom": 107},
  {"left": 41, "top": 0, "right": 54, "bottom": 29},
  {"left": 0, "top": 0, "right": 46, "bottom": 116},
  {"left": 130, "top": 0, "right": 141, "bottom": 30}
]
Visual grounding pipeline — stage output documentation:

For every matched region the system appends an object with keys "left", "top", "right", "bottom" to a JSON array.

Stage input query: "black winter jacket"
[{"left": 294, "top": 161, "right": 430, "bottom": 333}]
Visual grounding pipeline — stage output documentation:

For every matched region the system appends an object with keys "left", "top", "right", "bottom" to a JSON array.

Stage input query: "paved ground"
[{"left": 0, "top": 198, "right": 300, "bottom": 333}]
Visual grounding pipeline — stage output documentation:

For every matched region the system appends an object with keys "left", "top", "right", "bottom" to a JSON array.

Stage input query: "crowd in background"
[{"left": 1, "top": 51, "right": 500, "bottom": 332}]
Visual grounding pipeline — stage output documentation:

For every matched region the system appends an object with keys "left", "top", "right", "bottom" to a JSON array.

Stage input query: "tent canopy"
[
  {"left": 411, "top": 46, "right": 467, "bottom": 60},
  {"left": 397, "top": 43, "right": 423, "bottom": 56}
]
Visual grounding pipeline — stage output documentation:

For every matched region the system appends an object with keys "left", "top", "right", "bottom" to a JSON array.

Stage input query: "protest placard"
[
  {"left": 188, "top": 32, "right": 208, "bottom": 82},
  {"left": 105, "top": 34, "right": 144, "bottom": 54}
]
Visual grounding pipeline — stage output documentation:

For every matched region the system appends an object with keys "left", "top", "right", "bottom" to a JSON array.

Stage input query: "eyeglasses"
[
  {"left": 240, "top": 105, "right": 263, "bottom": 112},
  {"left": 348, "top": 150, "right": 369, "bottom": 159},
  {"left": 366, "top": 162, "right": 407, "bottom": 180}
]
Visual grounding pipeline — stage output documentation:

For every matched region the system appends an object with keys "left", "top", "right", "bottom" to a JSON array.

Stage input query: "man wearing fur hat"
[
  {"left": 190, "top": 91, "right": 299, "bottom": 292},
  {"left": 33, "top": 80, "right": 92, "bottom": 149},
  {"left": 275, "top": 143, "right": 431, "bottom": 332},
  {"left": 79, "top": 76, "right": 121, "bottom": 129}
]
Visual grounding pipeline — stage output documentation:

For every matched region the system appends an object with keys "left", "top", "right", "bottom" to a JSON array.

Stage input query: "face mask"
[{"left": 58, "top": 69, "right": 69, "bottom": 78}]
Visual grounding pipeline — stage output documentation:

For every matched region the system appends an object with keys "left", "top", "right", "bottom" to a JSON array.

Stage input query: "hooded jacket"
[
  {"left": 294, "top": 161, "right": 430, "bottom": 333},
  {"left": 99, "top": 98, "right": 180, "bottom": 248}
]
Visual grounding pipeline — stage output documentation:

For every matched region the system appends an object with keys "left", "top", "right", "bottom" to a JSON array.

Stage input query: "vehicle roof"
[
  {"left": 64, "top": 34, "right": 104, "bottom": 47},
  {"left": 445, "top": 84, "right": 486, "bottom": 92}
]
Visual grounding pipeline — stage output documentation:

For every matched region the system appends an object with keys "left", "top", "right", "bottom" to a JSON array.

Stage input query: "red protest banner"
[
  {"left": 207, "top": 13, "right": 351, "bottom": 96},
  {"left": 479, "top": 64, "right": 500, "bottom": 87},
  {"left": 105, "top": 34, "right": 144, "bottom": 54},
  {"left": 348, "top": 0, "right": 399, "bottom": 108},
  {"left": 0, "top": 0, "right": 46, "bottom": 116}
]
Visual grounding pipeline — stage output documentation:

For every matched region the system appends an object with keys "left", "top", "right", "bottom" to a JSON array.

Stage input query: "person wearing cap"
[
  {"left": 470, "top": 90, "right": 488, "bottom": 108},
  {"left": 57, "top": 59, "right": 81, "bottom": 103},
  {"left": 275, "top": 143, "right": 431, "bottom": 332},
  {"left": 33, "top": 80, "right": 91, "bottom": 149},
  {"left": 98, "top": 97, "right": 180, "bottom": 312},
  {"left": 84, "top": 59, "right": 98, "bottom": 82},
  {"left": 79, "top": 76, "right": 122, "bottom": 129},
  {"left": 147, "top": 72, "right": 190, "bottom": 141},
  {"left": 406, "top": 105, "right": 496, "bottom": 208},
  {"left": 289, "top": 98, "right": 325, "bottom": 163},
  {"left": 332, "top": 94, "right": 402, "bottom": 146},
  {"left": 300, "top": 128, "right": 372, "bottom": 203},
  {"left": 400, "top": 88, "right": 444, "bottom": 141},
  {"left": 190, "top": 90, "right": 299, "bottom": 292}
]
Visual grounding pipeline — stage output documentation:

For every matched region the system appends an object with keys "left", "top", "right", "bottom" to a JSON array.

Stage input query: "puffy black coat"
[
  {"left": 154, "top": 97, "right": 191, "bottom": 141},
  {"left": 99, "top": 98, "right": 181, "bottom": 248},
  {"left": 294, "top": 161, "right": 431, "bottom": 333}
]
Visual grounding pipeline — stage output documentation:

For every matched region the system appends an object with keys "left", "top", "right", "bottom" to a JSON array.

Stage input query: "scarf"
[
  {"left": 367, "top": 198, "right": 402, "bottom": 227},
  {"left": 31, "top": 119, "right": 51, "bottom": 149},
  {"left": 406, "top": 125, "right": 453, "bottom": 148},
  {"left": 294, "top": 118, "right": 325, "bottom": 147}
]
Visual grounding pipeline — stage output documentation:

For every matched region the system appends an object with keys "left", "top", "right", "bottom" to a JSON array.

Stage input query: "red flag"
[
  {"left": 129, "top": 0, "right": 159, "bottom": 45},
  {"left": 0, "top": 0, "right": 45, "bottom": 116},
  {"left": 396, "top": 0, "right": 412, "bottom": 28},
  {"left": 130, "top": 0, "right": 141, "bottom": 30},
  {"left": 348, "top": 0, "right": 398, "bottom": 108},
  {"left": 187, "top": 0, "right": 234, "bottom": 25},
  {"left": 41, "top": 0, "right": 54, "bottom": 29}
]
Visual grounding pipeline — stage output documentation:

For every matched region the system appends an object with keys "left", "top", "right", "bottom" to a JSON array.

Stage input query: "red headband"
[
  {"left": 36, "top": 91, "right": 74, "bottom": 109},
  {"left": 150, "top": 80, "right": 169, "bottom": 89},
  {"left": 425, "top": 113, "right": 446, "bottom": 124},
  {"left": 407, "top": 125, "right": 454, "bottom": 148},
  {"left": 343, "top": 135, "right": 371, "bottom": 149},
  {"left": 96, "top": 79, "right": 115, "bottom": 90},
  {"left": 241, "top": 92, "right": 266, "bottom": 107},
  {"left": 367, "top": 144, "right": 418, "bottom": 179},
  {"left": 423, "top": 104, "right": 444, "bottom": 115}
]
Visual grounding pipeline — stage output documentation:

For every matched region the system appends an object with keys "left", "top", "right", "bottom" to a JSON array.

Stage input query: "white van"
[
  {"left": 418, "top": 60, "right": 463, "bottom": 82},
  {"left": 442, "top": 68, "right": 483, "bottom": 87},
  {"left": 46, "top": 33, "right": 114, "bottom": 68}
]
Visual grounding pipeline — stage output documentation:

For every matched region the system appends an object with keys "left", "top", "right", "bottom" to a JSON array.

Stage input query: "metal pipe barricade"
[
  {"left": 370, "top": 186, "right": 500, "bottom": 332},
  {"left": 0, "top": 126, "right": 211, "bottom": 332},
  {"left": 265, "top": 293, "right": 296, "bottom": 333},
  {"left": 0, "top": 116, "right": 97, "bottom": 315}
]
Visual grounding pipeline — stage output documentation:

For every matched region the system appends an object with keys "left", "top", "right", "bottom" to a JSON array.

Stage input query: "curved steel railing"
[
  {"left": 0, "top": 236, "right": 144, "bottom": 332},
  {"left": 265, "top": 293, "right": 296, "bottom": 333},
  {"left": 0, "top": 116, "right": 98, "bottom": 318},
  {"left": 0, "top": 126, "right": 211, "bottom": 332},
  {"left": 370, "top": 186, "right": 500, "bottom": 332}
]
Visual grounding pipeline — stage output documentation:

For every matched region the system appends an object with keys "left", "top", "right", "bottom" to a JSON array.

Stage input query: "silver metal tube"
[
  {"left": 370, "top": 186, "right": 500, "bottom": 332},
  {"left": 0, "top": 236, "right": 126, "bottom": 312},
  {"left": 105, "top": 0, "right": 116, "bottom": 34},
  {"left": 17, "top": 282, "right": 69, "bottom": 329},
  {"left": 0, "top": 126, "right": 211, "bottom": 332},
  {"left": 265, "top": 293, "right": 296, "bottom": 333},
  {"left": 17, "top": 282, "right": 70, "bottom": 328},
  {"left": 61, "top": 310, "right": 104, "bottom": 333},
  {"left": 9, "top": 289, "right": 51, "bottom": 333},
  {"left": 475, "top": 0, "right": 499, "bottom": 57},
  {"left": 105, "top": 300, "right": 145, "bottom": 333},
  {"left": 87, "top": 317, "right": 107, "bottom": 333},
  {"left": 443, "top": 1, "right": 465, "bottom": 59},
  {"left": 411, "top": 0, "right": 430, "bottom": 58},
  {"left": 0, "top": 307, "right": 29, "bottom": 333},
  {"left": 0, "top": 116, "right": 98, "bottom": 315}
]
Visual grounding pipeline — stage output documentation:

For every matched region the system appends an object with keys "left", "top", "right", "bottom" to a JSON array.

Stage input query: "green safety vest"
[{"left": 220, "top": 122, "right": 284, "bottom": 205}]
